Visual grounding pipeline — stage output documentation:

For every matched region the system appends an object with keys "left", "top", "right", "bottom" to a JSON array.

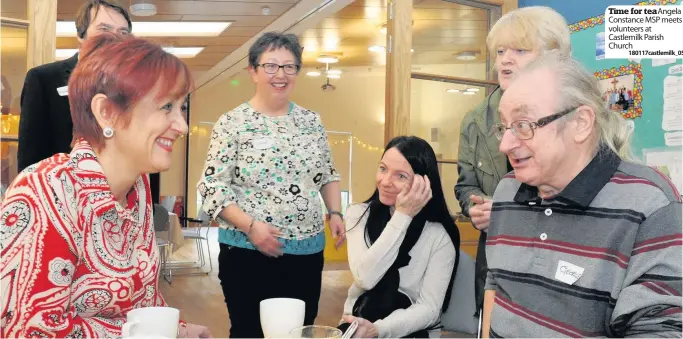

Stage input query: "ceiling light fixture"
[
  {"left": 55, "top": 49, "right": 79, "bottom": 59},
  {"left": 368, "top": 45, "right": 385, "bottom": 53},
  {"left": 462, "top": 91, "right": 476, "bottom": 95},
  {"left": 306, "top": 71, "right": 321, "bottom": 76},
  {"left": 162, "top": 47, "right": 205, "bottom": 58},
  {"left": 56, "top": 21, "right": 232, "bottom": 37},
  {"left": 327, "top": 74, "right": 341, "bottom": 79},
  {"left": 316, "top": 55, "right": 339, "bottom": 63},
  {"left": 456, "top": 51, "right": 477, "bottom": 61},
  {"left": 129, "top": 1, "right": 157, "bottom": 16},
  {"left": 326, "top": 69, "right": 342, "bottom": 75},
  {"left": 55, "top": 46, "right": 204, "bottom": 59},
  {"left": 446, "top": 89, "right": 461, "bottom": 93},
  {"left": 465, "top": 88, "right": 480, "bottom": 92}
]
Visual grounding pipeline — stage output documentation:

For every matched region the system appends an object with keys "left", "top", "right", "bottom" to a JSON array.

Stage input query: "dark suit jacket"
[
  {"left": 17, "top": 52, "right": 162, "bottom": 203},
  {"left": 18, "top": 53, "right": 78, "bottom": 172}
]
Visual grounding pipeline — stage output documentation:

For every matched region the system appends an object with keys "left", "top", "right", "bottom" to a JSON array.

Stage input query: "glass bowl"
[{"left": 289, "top": 325, "right": 343, "bottom": 338}]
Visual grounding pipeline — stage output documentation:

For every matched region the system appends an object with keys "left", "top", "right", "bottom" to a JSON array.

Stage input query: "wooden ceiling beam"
[
  {"left": 27, "top": 0, "right": 57, "bottom": 68},
  {"left": 384, "top": 0, "right": 413, "bottom": 143}
]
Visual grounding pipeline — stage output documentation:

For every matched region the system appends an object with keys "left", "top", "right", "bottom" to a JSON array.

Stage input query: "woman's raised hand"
[{"left": 395, "top": 175, "right": 432, "bottom": 217}]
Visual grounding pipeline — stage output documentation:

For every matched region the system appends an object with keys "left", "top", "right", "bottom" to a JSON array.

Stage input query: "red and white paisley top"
[{"left": 0, "top": 140, "right": 166, "bottom": 338}]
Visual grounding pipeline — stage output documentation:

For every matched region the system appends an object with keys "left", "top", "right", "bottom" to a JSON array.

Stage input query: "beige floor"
[
  {"left": 159, "top": 228, "right": 474, "bottom": 338},
  {"left": 159, "top": 228, "right": 353, "bottom": 338}
]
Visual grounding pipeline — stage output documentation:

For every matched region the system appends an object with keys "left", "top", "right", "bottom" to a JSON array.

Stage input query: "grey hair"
[
  {"left": 248, "top": 32, "right": 303, "bottom": 70},
  {"left": 521, "top": 51, "right": 635, "bottom": 161}
]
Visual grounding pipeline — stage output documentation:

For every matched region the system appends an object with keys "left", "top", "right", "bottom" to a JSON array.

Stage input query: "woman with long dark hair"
[{"left": 340, "top": 136, "right": 460, "bottom": 338}]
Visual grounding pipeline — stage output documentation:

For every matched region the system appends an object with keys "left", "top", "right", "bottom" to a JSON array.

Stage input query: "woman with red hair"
[{"left": 0, "top": 34, "right": 210, "bottom": 338}]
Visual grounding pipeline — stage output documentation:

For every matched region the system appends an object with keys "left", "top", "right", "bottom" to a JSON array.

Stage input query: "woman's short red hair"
[{"left": 69, "top": 33, "right": 194, "bottom": 149}]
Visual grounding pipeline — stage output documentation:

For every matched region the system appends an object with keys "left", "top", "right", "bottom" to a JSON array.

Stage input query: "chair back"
[
  {"left": 153, "top": 203, "right": 170, "bottom": 232},
  {"left": 198, "top": 209, "right": 211, "bottom": 225},
  {"left": 440, "top": 250, "right": 478, "bottom": 334},
  {"left": 160, "top": 196, "right": 176, "bottom": 212}
]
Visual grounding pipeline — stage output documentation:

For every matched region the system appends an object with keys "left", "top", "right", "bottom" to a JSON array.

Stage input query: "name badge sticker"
[
  {"left": 555, "top": 260, "right": 585, "bottom": 285},
  {"left": 251, "top": 137, "right": 274, "bottom": 150},
  {"left": 57, "top": 86, "right": 68, "bottom": 96}
]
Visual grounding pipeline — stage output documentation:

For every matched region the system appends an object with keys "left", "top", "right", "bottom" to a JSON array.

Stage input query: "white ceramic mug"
[
  {"left": 260, "top": 298, "right": 306, "bottom": 338},
  {"left": 122, "top": 306, "right": 180, "bottom": 339}
]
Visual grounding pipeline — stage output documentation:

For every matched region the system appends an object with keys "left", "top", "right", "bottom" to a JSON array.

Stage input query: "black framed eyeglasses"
[
  {"left": 493, "top": 106, "right": 578, "bottom": 141},
  {"left": 257, "top": 63, "right": 300, "bottom": 75}
]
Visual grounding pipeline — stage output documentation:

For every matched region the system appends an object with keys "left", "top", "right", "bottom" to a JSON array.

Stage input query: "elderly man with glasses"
[{"left": 481, "top": 52, "right": 682, "bottom": 338}]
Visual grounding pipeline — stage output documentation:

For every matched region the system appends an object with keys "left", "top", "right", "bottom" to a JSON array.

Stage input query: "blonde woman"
[{"left": 454, "top": 6, "right": 571, "bottom": 321}]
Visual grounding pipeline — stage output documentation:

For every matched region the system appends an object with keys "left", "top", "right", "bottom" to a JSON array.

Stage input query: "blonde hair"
[
  {"left": 521, "top": 52, "right": 634, "bottom": 161},
  {"left": 487, "top": 6, "right": 571, "bottom": 58}
]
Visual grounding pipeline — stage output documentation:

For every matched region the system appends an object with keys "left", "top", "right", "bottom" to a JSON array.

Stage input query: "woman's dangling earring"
[{"left": 103, "top": 127, "right": 114, "bottom": 138}]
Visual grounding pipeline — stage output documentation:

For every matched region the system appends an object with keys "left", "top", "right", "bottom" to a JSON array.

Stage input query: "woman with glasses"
[
  {"left": 453, "top": 6, "right": 571, "bottom": 327},
  {"left": 197, "top": 31, "right": 345, "bottom": 338}
]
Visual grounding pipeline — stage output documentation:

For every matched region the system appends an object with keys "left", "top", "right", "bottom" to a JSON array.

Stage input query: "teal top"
[{"left": 218, "top": 228, "right": 326, "bottom": 255}]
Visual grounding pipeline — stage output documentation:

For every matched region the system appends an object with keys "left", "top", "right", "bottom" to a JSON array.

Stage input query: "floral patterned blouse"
[
  {"left": 0, "top": 140, "right": 166, "bottom": 338},
  {"left": 197, "top": 102, "right": 340, "bottom": 254}
]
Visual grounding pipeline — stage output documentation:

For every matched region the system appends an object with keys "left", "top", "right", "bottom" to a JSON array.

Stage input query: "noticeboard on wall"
[{"left": 569, "top": 0, "right": 683, "bottom": 161}]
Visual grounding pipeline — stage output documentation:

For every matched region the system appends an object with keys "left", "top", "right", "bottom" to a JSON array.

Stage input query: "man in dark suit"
[
  {"left": 18, "top": 0, "right": 161, "bottom": 205},
  {"left": 18, "top": 0, "right": 131, "bottom": 172}
]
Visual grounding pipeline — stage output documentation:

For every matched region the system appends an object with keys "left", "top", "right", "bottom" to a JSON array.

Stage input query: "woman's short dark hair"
[{"left": 248, "top": 32, "right": 303, "bottom": 69}]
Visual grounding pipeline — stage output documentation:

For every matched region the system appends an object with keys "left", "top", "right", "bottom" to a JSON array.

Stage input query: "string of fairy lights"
[
  {"left": 184, "top": 125, "right": 383, "bottom": 153},
  {"left": 3, "top": 113, "right": 375, "bottom": 155},
  {"left": 0, "top": 115, "right": 19, "bottom": 134},
  {"left": 331, "top": 136, "right": 384, "bottom": 152}
]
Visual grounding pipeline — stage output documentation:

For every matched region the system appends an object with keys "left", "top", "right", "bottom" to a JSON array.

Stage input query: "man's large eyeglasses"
[
  {"left": 257, "top": 63, "right": 300, "bottom": 75},
  {"left": 493, "top": 107, "right": 578, "bottom": 141}
]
